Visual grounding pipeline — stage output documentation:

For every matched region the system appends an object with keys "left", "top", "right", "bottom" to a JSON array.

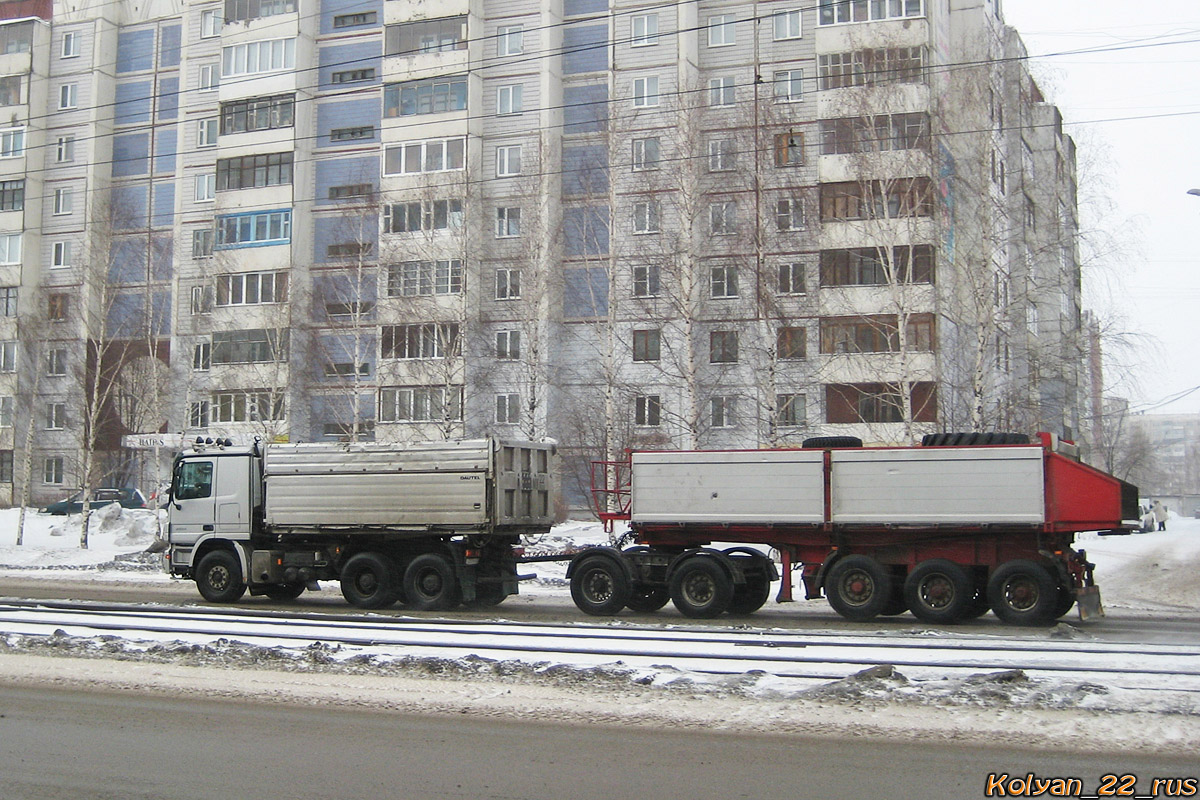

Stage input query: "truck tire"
[
  {"left": 196, "top": 550, "right": 247, "bottom": 603},
  {"left": 625, "top": 586, "right": 670, "bottom": 613},
  {"left": 403, "top": 553, "right": 461, "bottom": 611},
  {"left": 669, "top": 557, "right": 733, "bottom": 619},
  {"left": 264, "top": 583, "right": 305, "bottom": 602},
  {"left": 728, "top": 574, "right": 771, "bottom": 615},
  {"left": 921, "top": 432, "right": 1030, "bottom": 447},
  {"left": 904, "top": 559, "right": 974, "bottom": 624},
  {"left": 571, "top": 555, "right": 631, "bottom": 616},
  {"left": 825, "top": 555, "right": 892, "bottom": 622},
  {"left": 987, "top": 559, "right": 1058, "bottom": 626},
  {"left": 340, "top": 552, "right": 400, "bottom": 609},
  {"left": 802, "top": 436, "right": 863, "bottom": 449}
]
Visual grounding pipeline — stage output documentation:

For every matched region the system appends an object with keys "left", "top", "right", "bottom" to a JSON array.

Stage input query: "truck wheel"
[
  {"left": 802, "top": 436, "right": 863, "bottom": 449},
  {"left": 196, "top": 550, "right": 247, "bottom": 603},
  {"left": 403, "top": 553, "right": 461, "bottom": 611},
  {"left": 904, "top": 559, "right": 974, "bottom": 624},
  {"left": 264, "top": 583, "right": 305, "bottom": 602},
  {"left": 670, "top": 557, "right": 733, "bottom": 619},
  {"left": 825, "top": 555, "right": 892, "bottom": 622},
  {"left": 987, "top": 559, "right": 1058, "bottom": 625},
  {"left": 728, "top": 575, "right": 771, "bottom": 615},
  {"left": 879, "top": 587, "right": 909, "bottom": 616},
  {"left": 1053, "top": 584, "right": 1076, "bottom": 619},
  {"left": 625, "top": 586, "right": 670, "bottom": 613},
  {"left": 571, "top": 555, "right": 631, "bottom": 615},
  {"left": 340, "top": 552, "right": 399, "bottom": 609}
]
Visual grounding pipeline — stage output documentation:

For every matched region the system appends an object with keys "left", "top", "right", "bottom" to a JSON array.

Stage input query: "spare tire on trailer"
[
  {"left": 920, "top": 432, "right": 1030, "bottom": 447},
  {"left": 802, "top": 436, "right": 863, "bottom": 449}
]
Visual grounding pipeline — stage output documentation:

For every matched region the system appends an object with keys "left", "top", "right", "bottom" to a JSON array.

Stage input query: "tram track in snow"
[{"left": 1, "top": 599, "right": 1198, "bottom": 694}]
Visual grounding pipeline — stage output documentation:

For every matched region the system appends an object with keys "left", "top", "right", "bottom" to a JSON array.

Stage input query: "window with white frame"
[
  {"left": 774, "top": 70, "right": 803, "bottom": 102},
  {"left": 201, "top": 9, "right": 223, "bottom": 37},
  {"left": 215, "top": 210, "right": 291, "bottom": 248},
  {"left": 221, "top": 38, "right": 295, "bottom": 77},
  {"left": 495, "top": 393, "right": 520, "bottom": 424},
  {"left": 383, "top": 137, "right": 466, "bottom": 175},
  {"left": 0, "top": 395, "right": 11, "bottom": 426},
  {"left": 773, "top": 9, "right": 801, "bottom": 39},
  {"left": 46, "top": 348, "right": 66, "bottom": 376},
  {"left": 776, "top": 393, "right": 806, "bottom": 426},
  {"left": 198, "top": 118, "right": 218, "bottom": 147},
  {"left": 496, "top": 206, "right": 521, "bottom": 238},
  {"left": 0, "top": 128, "right": 24, "bottom": 158},
  {"left": 496, "top": 267, "right": 521, "bottom": 299},
  {"left": 52, "top": 188, "right": 73, "bottom": 215},
  {"left": 710, "top": 202, "right": 736, "bottom": 235},
  {"left": 193, "top": 342, "right": 210, "bottom": 371},
  {"left": 385, "top": 260, "right": 463, "bottom": 297},
  {"left": 497, "top": 25, "right": 523, "bottom": 56},
  {"left": 708, "top": 15, "right": 735, "bottom": 46},
  {"left": 52, "top": 241, "right": 71, "bottom": 268},
  {"left": 195, "top": 173, "right": 215, "bottom": 202},
  {"left": 711, "top": 396, "right": 736, "bottom": 427},
  {"left": 708, "top": 138, "right": 735, "bottom": 171},
  {"left": 709, "top": 77, "right": 735, "bottom": 107},
  {"left": 632, "top": 76, "right": 659, "bottom": 107},
  {"left": 776, "top": 198, "right": 804, "bottom": 231},
  {"left": 497, "top": 84, "right": 523, "bottom": 115},
  {"left": 711, "top": 263, "right": 738, "bottom": 297},
  {"left": 216, "top": 270, "right": 288, "bottom": 305},
  {"left": 819, "top": 0, "right": 924, "bottom": 25},
  {"left": 192, "top": 230, "right": 214, "bottom": 259},
  {"left": 634, "top": 394, "right": 660, "bottom": 426},
  {"left": 199, "top": 64, "right": 219, "bottom": 92},
  {"left": 58, "top": 83, "right": 77, "bottom": 110},
  {"left": 633, "top": 264, "right": 660, "bottom": 297},
  {"left": 211, "top": 390, "right": 285, "bottom": 424},
  {"left": 382, "top": 323, "right": 459, "bottom": 360},
  {"left": 55, "top": 135, "right": 74, "bottom": 163},
  {"left": 379, "top": 385, "right": 462, "bottom": 423},
  {"left": 632, "top": 137, "right": 660, "bottom": 170},
  {"left": 0, "top": 341, "right": 14, "bottom": 372},
  {"left": 44, "top": 455, "right": 64, "bottom": 485},
  {"left": 189, "top": 400, "right": 210, "bottom": 428},
  {"left": 190, "top": 285, "right": 213, "bottom": 314},
  {"left": 631, "top": 14, "right": 658, "bottom": 46},
  {"left": 0, "top": 233, "right": 20, "bottom": 264},
  {"left": 62, "top": 31, "right": 79, "bottom": 57},
  {"left": 46, "top": 402, "right": 66, "bottom": 430},
  {"left": 778, "top": 261, "right": 805, "bottom": 294},
  {"left": 496, "top": 329, "right": 520, "bottom": 360},
  {"left": 496, "top": 144, "right": 522, "bottom": 176},
  {"left": 385, "top": 199, "right": 463, "bottom": 233},
  {"left": 633, "top": 200, "right": 659, "bottom": 234},
  {"left": 0, "top": 287, "right": 15, "bottom": 316}
]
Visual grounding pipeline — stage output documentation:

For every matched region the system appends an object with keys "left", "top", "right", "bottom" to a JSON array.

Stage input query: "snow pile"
[{"left": 0, "top": 505, "right": 163, "bottom": 571}]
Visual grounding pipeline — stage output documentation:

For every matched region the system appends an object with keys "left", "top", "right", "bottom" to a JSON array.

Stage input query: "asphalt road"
[{"left": 1, "top": 684, "right": 1195, "bottom": 800}]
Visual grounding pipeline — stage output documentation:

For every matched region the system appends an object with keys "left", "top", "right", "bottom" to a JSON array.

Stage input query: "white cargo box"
[
  {"left": 631, "top": 450, "right": 825, "bottom": 524},
  {"left": 830, "top": 446, "right": 1045, "bottom": 525}
]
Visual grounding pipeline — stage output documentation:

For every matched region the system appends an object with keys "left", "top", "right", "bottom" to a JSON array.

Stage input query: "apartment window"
[
  {"left": 192, "top": 229, "right": 214, "bottom": 259},
  {"left": 212, "top": 329, "right": 288, "bottom": 365},
  {"left": 0, "top": 233, "right": 20, "bottom": 263},
  {"left": 55, "top": 136, "right": 75, "bottom": 163},
  {"left": 710, "top": 330, "right": 738, "bottom": 363},
  {"left": 332, "top": 69, "right": 375, "bottom": 84},
  {"left": 774, "top": 132, "right": 803, "bottom": 166},
  {"left": 774, "top": 70, "right": 803, "bottom": 102},
  {"left": 496, "top": 267, "right": 521, "bottom": 299},
  {"left": 632, "top": 329, "right": 661, "bottom": 362},
  {"left": 189, "top": 401, "right": 210, "bottom": 428},
  {"left": 47, "top": 402, "right": 66, "bottom": 430},
  {"left": 495, "top": 393, "right": 520, "bottom": 425},
  {"left": 497, "top": 25, "right": 523, "bottom": 56},
  {"left": 819, "top": 112, "right": 930, "bottom": 155},
  {"left": 385, "top": 260, "right": 463, "bottom": 297},
  {"left": 633, "top": 201, "right": 659, "bottom": 234},
  {"left": 334, "top": 11, "right": 376, "bottom": 27},
  {"left": 776, "top": 198, "right": 804, "bottom": 231},
  {"left": 708, "top": 138, "right": 735, "bottom": 171},
  {"left": 384, "top": 75, "right": 468, "bottom": 117},
  {"left": 0, "top": 22, "right": 32, "bottom": 54},
  {"left": 777, "top": 394, "right": 806, "bottom": 427},
  {"left": 496, "top": 330, "right": 520, "bottom": 360},
  {"left": 819, "top": 178, "right": 933, "bottom": 221},
  {"left": 0, "top": 179, "right": 22, "bottom": 210},
  {"left": 211, "top": 390, "right": 285, "bottom": 423},
  {"left": 819, "top": 245, "right": 935, "bottom": 286},
  {"left": 191, "top": 285, "right": 214, "bottom": 314},
  {"left": 0, "top": 287, "right": 16, "bottom": 316},
  {"left": 631, "top": 14, "right": 658, "bottom": 46},
  {"left": 385, "top": 199, "right": 463, "bottom": 233},
  {"left": 193, "top": 342, "right": 211, "bottom": 371},
  {"left": 46, "top": 348, "right": 67, "bottom": 376},
  {"left": 0, "top": 76, "right": 20, "bottom": 106},
  {"left": 819, "top": 0, "right": 925, "bottom": 25},
  {"left": 0, "top": 395, "right": 10, "bottom": 425},
  {"left": 220, "top": 94, "right": 295, "bottom": 135},
  {"left": 818, "top": 48, "right": 925, "bottom": 90},
  {"left": 215, "top": 152, "right": 293, "bottom": 191},
  {"left": 496, "top": 144, "right": 522, "bottom": 177},
  {"left": 778, "top": 262, "right": 805, "bottom": 294},
  {"left": 194, "top": 174, "right": 215, "bottom": 202},
  {"left": 708, "top": 15, "right": 735, "bottom": 46},
  {"left": 48, "top": 294, "right": 69, "bottom": 321},
  {"left": 0, "top": 341, "right": 14, "bottom": 372},
  {"left": 379, "top": 386, "right": 463, "bottom": 423},
  {"left": 221, "top": 38, "right": 296, "bottom": 77},
  {"left": 497, "top": 84, "right": 523, "bottom": 115},
  {"left": 201, "top": 9, "right": 222, "bottom": 37},
  {"left": 326, "top": 241, "right": 375, "bottom": 260},
  {"left": 52, "top": 241, "right": 71, "bottom": 268},
  {"left": 225, "top": 0, "right": 296, "bottom": 23},
  {"left": 0, "top": 128, "right": 25, "bottom": 158},
  {"left": 384, "top": 16, "right": 467, "bottom": 56},
  {"left": 711, "top": 396, "right": 736, "bottom": 428},
  {"left": 826, "top": 382, "right": 937, "bottom": 425},
  {"left": 773, "top": 9, "right": 802, "bottom": 40},
  {"left": 633, "top": 264, "right": 660, "bottom": 297},
  {"left": 383, "top": 137, "right": 466, "bottom": 175},
  {"left": 710, "top": 263, "right": 738, "bottom": 298},
  {"left": 58, "top": 83, "right": 78, "bottom": 111},
  {"left": 198, "top": 118, "right": 218, "bottom": 147},
  {"left": 635, "top": 395, "right": 660, "bottom": 427},
  {"left": 216, "top": 271, "right": 288, "bottom": 305},
  {"left": 632, "top": 137, "right": 660, "bottom": 171},
  {"left": 819, "top": 314, "right": 935, "bottom": 354},
  {"left": 777, "top": 327, "right": 806, "bottom": 359},
  {"left": 632, "top": 76, "right": 659, "bottom": 107},
  {"left": 0, "top": 449, "right": 11, "bottom": 482},
  {"left": 52, "top": 188, "right": 73, "bottom": 216},
  {"left": 381, "top": 323, "right": 459, "bottom": 360},
  {"left": 710, "top": 202, "right": 736, "bottom": 235},
  {"left": 215, "top": 210, "right": 291, "bottom": 248},
  {"left": 44, "top": 456, "right": 64, "bottom": 485},
  {"left": 496, "top": 206, "right": 521, "bottom": 238},
  {"left": 199, "top": 64, "right": 219, "bottom": 92},
  {"left": 61, "top": 30, "right": 79, "bottom": 58},
  {"left": 331, "top": 126, "right": 373, "bottom": 142},
  {"left": 709, "top": 77, "right": 735, "bottom": 107}
]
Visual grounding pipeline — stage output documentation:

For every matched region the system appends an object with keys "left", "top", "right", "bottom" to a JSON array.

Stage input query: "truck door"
[{"left": 169, "top": 457, "right": 217, "bottom": 546}]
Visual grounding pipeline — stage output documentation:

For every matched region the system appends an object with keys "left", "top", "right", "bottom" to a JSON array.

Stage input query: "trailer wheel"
[
  {"left": 196, "top": 550, "right": 246, "bottom": 603},
  {"left": 571, "top": 555, "right": 631, "bottom": 616},
  {"left": 264, "top": 583, "right": 305, "bottom": 602},
  {"left": 340, "top": 552, "right": 400, "bottom": 609},
  {"left": 987, "top": 559, "right": 1058, "bottom": 625},
  {"left": 904, "top": 559, "right": 974, "bottom": 624},
  {"left": 670, "top": 557, "right": 733, "bottom": 619},
  {"left": 728, "top": 575, "right": 771, "bottom": 615},
  {"left": 625, "top": 586, "right": 670, "bottom": 613},
  {"left": 825, "top": 555, "right": 892, "bottom": 622},
  {"left": 879, "top": 588, "right": 908, "bottom": 617},
  {"left": 403, "top": 553, "right": 461, "bottom": 611},
  {"left": 1053, "top": 585, "right": 1076, "bottom": 619}
]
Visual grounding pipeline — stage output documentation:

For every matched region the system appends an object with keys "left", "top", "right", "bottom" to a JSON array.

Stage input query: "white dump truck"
[{"left": 164, "top": 437, "right": 555, "bottom": 609}]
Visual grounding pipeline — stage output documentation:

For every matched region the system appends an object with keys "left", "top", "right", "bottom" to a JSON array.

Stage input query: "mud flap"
[{"left": 1076, "top": 585, "right": 1104, "bottom": 621}]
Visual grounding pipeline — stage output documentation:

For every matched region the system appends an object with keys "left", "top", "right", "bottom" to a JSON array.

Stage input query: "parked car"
[{"left": 40, "top": 488, "right": 148, "bottom": 515}]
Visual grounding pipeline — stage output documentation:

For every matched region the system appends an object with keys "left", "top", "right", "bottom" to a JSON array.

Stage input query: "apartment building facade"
[{"left": 0, "top": 0, "right": 1085, "bottom": 505}]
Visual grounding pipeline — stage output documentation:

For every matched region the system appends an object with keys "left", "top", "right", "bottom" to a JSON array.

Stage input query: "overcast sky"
[{"left": 998, "top": 0, "right": 1200, "bottom": 415}]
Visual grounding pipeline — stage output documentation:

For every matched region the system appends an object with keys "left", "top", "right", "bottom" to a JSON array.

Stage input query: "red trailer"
[{"left": 576, "top": 433, "right": 1138, "bottom": 625}]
